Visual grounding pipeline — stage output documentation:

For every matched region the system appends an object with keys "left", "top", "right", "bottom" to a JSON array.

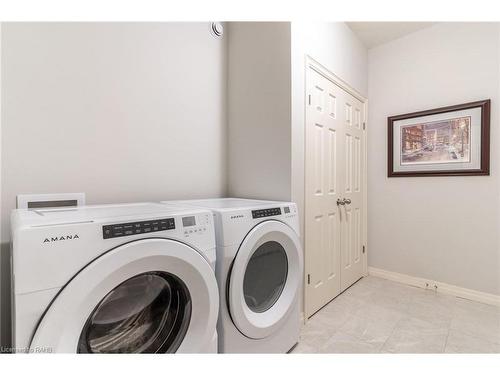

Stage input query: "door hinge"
[
  {"left": 308, "top": 94, "right": 311, "bottom": 106},
  {"left": 363, "top": 122, "right": 366, "bottom": 130},
  {"left": 362, "top": 245, "right": 366, "bottom": 254},
  {"left": 307, "top": 274, "right": 311, "bottom": 284}
]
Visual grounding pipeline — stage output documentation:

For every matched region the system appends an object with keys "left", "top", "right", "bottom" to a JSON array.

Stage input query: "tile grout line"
[
  {"left": 441, "top": 299, "right": 457, "bottom": 353},
  {"left": 442, "top": 327, "right": 451, "bottom": 353},
  {"left": 378, "top": 311, "right": 406, "bottom": 353},
  {"left": 379, "top": 286, "right": 415, "bottom": 353}
]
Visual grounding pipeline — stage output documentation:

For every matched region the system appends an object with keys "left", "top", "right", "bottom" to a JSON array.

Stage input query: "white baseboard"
[{"left": 368, "top": 267, "right": 500, "bottom": 307}]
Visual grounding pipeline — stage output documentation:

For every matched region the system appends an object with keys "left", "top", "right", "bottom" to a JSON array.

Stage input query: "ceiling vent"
[{"left": 210, "top": 22, "right": 224, "bottom": 38}]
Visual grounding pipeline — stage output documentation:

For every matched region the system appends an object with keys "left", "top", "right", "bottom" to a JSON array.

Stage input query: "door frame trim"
[
  {"left": 303, "top": 55, "right": 369, "bottom": 318},
  {"left": 306, "top": 56, "right": 367, "bottom": 103}
]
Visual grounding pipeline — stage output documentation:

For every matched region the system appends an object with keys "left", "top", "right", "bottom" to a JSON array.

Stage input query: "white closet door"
[
  {"left": 339, "top": 90, "right": 365, "bottom": 292},
  {"left": 305, "top": 64, "right": 366, "bottom": 318},
  {"left": 305, "top": 67, "right": 342, "bottom": 318}
]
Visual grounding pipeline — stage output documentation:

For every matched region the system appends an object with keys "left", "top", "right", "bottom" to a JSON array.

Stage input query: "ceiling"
[{"left": 347, "top": 22, "right": 437, "bottom": 49}]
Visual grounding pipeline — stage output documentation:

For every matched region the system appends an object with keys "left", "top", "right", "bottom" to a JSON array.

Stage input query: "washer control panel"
[
  {"left": 252, "top": 207, "right": 282, "bottom": 219},
  {"left": 103, "top": 218, "right": 175, "bottom": 239}
]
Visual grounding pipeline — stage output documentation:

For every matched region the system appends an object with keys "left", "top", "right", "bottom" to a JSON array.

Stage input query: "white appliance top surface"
[
  {"left": 163, "top": 198, "right": 287, "bottom": 211},
  {"left": 13, "top": 202, "right": 204, "bottom": 226}
]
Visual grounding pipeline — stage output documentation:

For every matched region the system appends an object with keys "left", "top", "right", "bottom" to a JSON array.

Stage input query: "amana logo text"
[
  {"left": 230, "top": 214, "right": 244, "bottom": 220},
  {"left": 43, "top": 234, "right": 80, "bottom": 243}
]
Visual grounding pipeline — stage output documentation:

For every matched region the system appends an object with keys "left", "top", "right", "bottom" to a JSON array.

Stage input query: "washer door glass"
[
  {"left": 77, "top": 271, "right": 191, "bottom": 353},
  {"left": 243, "top": 240, "right": 288, "bottom": 313}
]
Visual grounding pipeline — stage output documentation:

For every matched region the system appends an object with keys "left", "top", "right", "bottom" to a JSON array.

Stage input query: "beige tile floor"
[{"left": 292, "top": 276, "right": 500, "bottom": 353}]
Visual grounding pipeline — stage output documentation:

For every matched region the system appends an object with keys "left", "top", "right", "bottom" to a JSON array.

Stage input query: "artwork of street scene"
[{"left": 400, "top": 116, "right": 471, "bottom": 165}]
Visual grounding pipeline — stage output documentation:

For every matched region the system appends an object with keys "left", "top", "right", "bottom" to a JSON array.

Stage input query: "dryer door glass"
[
  {"left": 243, "top": 241, "right": 288, "bottom": 313},
  {"left": 77, "top": 271, "right": 191, "bottom": 353}
]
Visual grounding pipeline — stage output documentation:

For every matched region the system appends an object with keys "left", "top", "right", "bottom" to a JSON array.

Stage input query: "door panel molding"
[{"left": 306, "top": 56, "right": 367, "bottom": 102}]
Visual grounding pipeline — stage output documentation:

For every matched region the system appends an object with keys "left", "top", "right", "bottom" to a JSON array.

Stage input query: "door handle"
[
  {"left": 336, "top": 198, "right": 345, "bottom": 206},
  {"left": 344, "top": 198, "right": 352, "bottom": 205}
]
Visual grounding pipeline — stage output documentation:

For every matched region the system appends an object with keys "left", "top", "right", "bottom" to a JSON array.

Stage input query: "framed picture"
[{"left": 388, "top": 99, "right": 490, "bottom": 177}]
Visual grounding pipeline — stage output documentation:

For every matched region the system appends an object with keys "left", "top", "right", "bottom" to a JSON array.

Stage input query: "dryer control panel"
[
  {"left": 103, "top": 218, "right": 175, "bottom": 239},
  {"left": 252, "top": 207, "right": 282, "bottom": 219}
]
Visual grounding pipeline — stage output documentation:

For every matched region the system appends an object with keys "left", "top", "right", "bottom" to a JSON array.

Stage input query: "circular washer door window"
[
  {"left": 243, "top": 241, "right": 288, "bottom": 313},
  {"left": 78, "top": 271, "right": 191, "bottom": 353}
]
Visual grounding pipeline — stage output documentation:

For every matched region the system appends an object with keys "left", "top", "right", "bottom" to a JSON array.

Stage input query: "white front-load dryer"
[
  {"left": 11, "top": 203, "right": 219, "bottom": 353},
  {"left": 161, "top": 198, "right": 303, "bottom": 353}
]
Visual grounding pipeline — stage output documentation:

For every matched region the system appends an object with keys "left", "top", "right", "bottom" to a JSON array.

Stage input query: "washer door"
[
  {"left": 228, "top": 220, "right": 303, "bottom": 339},
  {"left": 30, "top": 238, "right": 218, "bottom": 353}
]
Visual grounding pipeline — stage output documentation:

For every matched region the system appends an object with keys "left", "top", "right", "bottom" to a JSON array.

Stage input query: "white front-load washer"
[
  {"left": 11, "top": 203, "right": 219, "bottom": 353},
  {"left": 161, "top": 198, "right": 303, "bottom": 353}
]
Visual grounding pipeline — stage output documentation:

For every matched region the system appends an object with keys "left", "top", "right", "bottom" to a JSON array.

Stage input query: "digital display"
[{"left": 182, "top": 216, "right": 196, "bottom": 227}]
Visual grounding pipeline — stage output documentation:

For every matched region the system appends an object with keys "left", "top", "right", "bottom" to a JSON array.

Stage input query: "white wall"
[
  {"left": 0, "top": 22, "right": 227, "bottom": 347},
  {"left": 368, "top": 23, "right": 500, "bottom": 295},
  {"left": 227, "top": 22, "right": 292, "bottom": 201},
  {"left": 291, "top": 22, "right": 368, "bottom": 244}
]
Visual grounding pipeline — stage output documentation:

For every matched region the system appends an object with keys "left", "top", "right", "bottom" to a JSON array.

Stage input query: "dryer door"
[
  {"left": 228, "top": 220, "right": 303, "bottom": 339},
  {"left": 30, "top": 239, "right": 218, "bottom": 353}
]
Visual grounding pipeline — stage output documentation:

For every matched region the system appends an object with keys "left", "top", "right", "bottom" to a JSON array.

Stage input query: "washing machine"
[
  {"left": 10, "top": 202, "right": 219, "bottom": 353},
  {"left": 161, "top": 198, "right": 303, "bottom": 353}
]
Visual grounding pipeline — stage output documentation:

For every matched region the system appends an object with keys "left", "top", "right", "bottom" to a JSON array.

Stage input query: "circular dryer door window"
[
  {"left": 243, "top": 241, "right": 288, "bottom": 313},
  {"left": 78, "top": 271, "right": 191, "bottom": 353},
  {"left": 228, "top": 220, "right": 303, "bottom": 339}
]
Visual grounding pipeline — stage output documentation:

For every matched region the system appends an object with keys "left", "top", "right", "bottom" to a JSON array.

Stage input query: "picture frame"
[{"left": 388, "top": 99, "right": 490, "bottom": 177}]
